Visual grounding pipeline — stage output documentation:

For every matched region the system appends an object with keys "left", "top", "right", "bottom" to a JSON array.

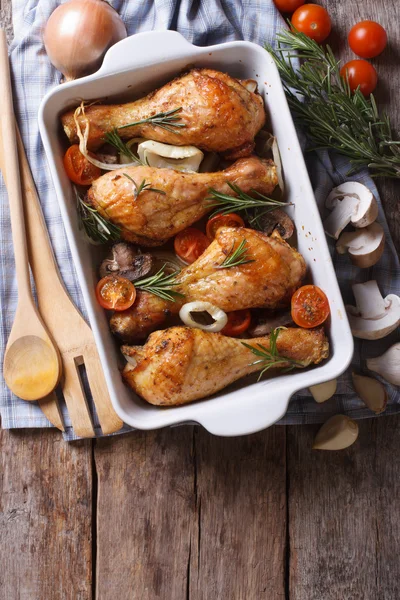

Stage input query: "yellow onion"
[{"left": 44, "top": 0, "right": 127, "bottom": 81}]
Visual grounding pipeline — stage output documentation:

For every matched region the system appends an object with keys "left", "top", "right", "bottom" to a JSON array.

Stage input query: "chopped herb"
[
  {"left": 242, "top": 327, "right": 301, "bottom": 380},
  {"left": 135, "top": 266, "right": 184, "bottom": 302},
  {"left": 216, "top": 239, "right": 254, "bottom": 269},
  {"left": 117, "top": 107, "right": 186, "bottom": 134}
]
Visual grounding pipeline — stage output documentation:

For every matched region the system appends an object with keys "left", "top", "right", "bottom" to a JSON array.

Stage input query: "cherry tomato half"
[
  {"left": 63, "top": 145, "right": 101, "bottom": 186},
  {"left": 96, "top": 276, "right": 136, "bottom": 311},
  {"left": 348, "top": 21, "right": 387, "bottom": 59},
  {"left": 291, "top": 285, "right": 330, "bottom": 329},
  {"left": 221, "top": 310, "right": 252, "bottom": 337},
  {"left": 291, "top": 4, "right": 331, "bottom": 43},
  {"left": 273, "top": 0, "right": 305, "bottom": 14},
  {"left": 340, "top": 59, "right": 378, "bottom": 96},
  {"left": 174, "top": 228, "right": 210, "bottom": 264},
  {"left": 206, "top": 213, "right": 245, "bottom": 241}
]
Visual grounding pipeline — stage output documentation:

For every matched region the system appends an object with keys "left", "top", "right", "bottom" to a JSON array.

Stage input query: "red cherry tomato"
[
  {"left": 273, "top": 0, "right": 305, "bottom": 13},
  {"left": 206, "top": 213, "right": 245, "bottom": 241},
  {"left": 340, "top": 59, "right": 378, "bottom": 96},
  {"left": 96, "top": 276, "right": 136, "bottom": 311},
  {"left": 291, "top": 285, "right": 330, "bottom": 328},
  {"left": 63, "top": 145, "right": 101, "bottom": 185},
  {"left": 221, "top": 310, "right": 252, "bottom": 337},
  {"left": 348, "top": 21, "right": 387, "bottom": 59},
  {"left": 291, "top": 4, "right": 331, "bottom": 43},
  {"left": 174, "top": 228, "right": 210, "bottom": 264}
]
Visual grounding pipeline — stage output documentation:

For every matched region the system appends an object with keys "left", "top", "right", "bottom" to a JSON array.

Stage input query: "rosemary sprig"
[
  {"left": 75, "top": 188, "right": 121, "bottom": 244},
  {"left": 135, "top": 266, "right": 184, "bottom": 302},
  {"left": 207, "top": 182, "right": 289, "bottom": 226},
  {"left": 242, "top": 327, "right": 300, "bottom": 380},
  {"left": 216, "top": 239, "right": 254, "bottom": 269},
  {"left": 265, "top": 28, "right": 400, "bottom": 178},
  {"left": 117, "top": 107, "right": 186, "bottom": 134},
  {"left": 123, "top": 174, "right": 166, "bottom": 199},
  {"left": 103, "top": 129, "right": 144, "bottom": 164}
]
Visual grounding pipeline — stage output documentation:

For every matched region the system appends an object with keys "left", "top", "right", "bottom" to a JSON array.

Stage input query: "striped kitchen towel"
[{"left": 0, "top": 0, "right": 399, "bottom": 440}]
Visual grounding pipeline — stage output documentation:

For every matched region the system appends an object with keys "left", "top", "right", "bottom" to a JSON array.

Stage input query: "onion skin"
[{"left": 44, "top": 0, "right": 127, "bottom": 81}]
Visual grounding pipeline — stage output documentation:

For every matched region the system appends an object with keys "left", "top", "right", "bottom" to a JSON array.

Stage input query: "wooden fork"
[{"left": 7, "top": 128, "right": 123, "bottom": 437}]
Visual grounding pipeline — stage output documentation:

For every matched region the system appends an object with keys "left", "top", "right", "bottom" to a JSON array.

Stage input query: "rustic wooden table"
[{"left": 1, "top": 1, "right": 399, "bottom": 598}]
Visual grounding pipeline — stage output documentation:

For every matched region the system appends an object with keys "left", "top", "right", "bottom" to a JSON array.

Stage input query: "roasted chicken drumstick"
[
  {"left": 111, "top": 227, "right": 306, "bottom": 342},
  {"left": 121, "top": 326, "right": 329, "bottom": 406},
  {"left": 86, "top": 156, "right": 278, "bottom": 246},
  {"left": 61, "top": 69, "right": 266, "bottom": 157}
]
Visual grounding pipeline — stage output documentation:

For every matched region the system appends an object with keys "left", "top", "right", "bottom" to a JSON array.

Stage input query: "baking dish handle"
[
  {"left": 97, "top": 31, "right": 196, "bottom": 77},
  {"left": 197, "top": 382, "right": 296, "bottom": 437}
]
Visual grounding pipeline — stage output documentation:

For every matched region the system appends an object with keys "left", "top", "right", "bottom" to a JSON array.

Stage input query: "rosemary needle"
[
  {"left": 135, "top": 266, "right": 184, "bottom": 302},
  {"left": 216, "top": 239, "right": 254, "bottom": 269},
  {"left": 242, "top": 327, "right": 301, "bottom": 380},
  {"left": 123, "top": 173, "right": 166, "bottom": 198},
  {"left": 117, "top": 107, "right": 186, "bottom": 134},
  {"left": 103, "top": 129, "right": 144, "bottom": 164},
  {"left": 207, "top": 182, "right": 289, "bottom": 227},
  {"left": 75, "top": 188, "right": 121, "bottom": 244}
]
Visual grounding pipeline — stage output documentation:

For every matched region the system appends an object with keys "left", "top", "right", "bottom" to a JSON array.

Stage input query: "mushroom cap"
[{"left": 257, "top": 209, "right": 294, "bottom": 239}]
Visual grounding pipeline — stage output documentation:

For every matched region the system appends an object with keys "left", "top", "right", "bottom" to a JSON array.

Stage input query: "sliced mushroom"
[
  {"left": 99, "top": 242, "right": 153, "bottom": 281},
  {"left": 248, "top": 309, "right": 293, "bottom": 337},
  {"left": 309, "top": 379, "right": 337, "bottom": 403},
  {"left": 336, "top": 222, "right": 385, "bottom": 268},
  {"left": 324, "top": 182, "right": 378, "bottom": 239},
  {"left": 366, "top": 343, "right": 400, "bottom": 386},
  {"left": 257, "top": 209, "right": 294, "bottom": 239},
  {"left": 346, "top": 280, "right": 400, "bottom": 340},
  {"left": 313, "top": 415, "right": 359, "bottom": 450},
  {"left": 137, "top": 141, "right": 204, "bottom": 172},
  {"left": 352, "top": 372, "right": 387, "bottom": 414}
]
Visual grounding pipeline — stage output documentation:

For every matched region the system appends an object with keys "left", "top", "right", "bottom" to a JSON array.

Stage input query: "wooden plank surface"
[
  {"left": 94, "top": 426, "right": 287, "bottom": 599},
  {"left": 0, "top": 429, "right": 93, "bottom": 599}
]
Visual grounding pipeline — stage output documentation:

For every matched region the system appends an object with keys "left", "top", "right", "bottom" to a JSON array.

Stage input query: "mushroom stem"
[{"left": 352, "top": 280, "right": 387, "bottom": 319}]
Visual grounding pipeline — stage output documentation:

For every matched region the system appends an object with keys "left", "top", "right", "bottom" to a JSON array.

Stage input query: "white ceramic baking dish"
[{"left": 39, "top": 30, "right": 353, "bottom": 436}]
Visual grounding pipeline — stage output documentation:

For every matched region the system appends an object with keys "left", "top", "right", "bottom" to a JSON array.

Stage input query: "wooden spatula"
[{"left": 16, "top": 129, "right": 124, "bottom": 437}]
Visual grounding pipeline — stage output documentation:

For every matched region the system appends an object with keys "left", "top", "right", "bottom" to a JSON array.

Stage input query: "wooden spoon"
[{"left": 0, "top": 30, "right": 61, "bottom": 401}]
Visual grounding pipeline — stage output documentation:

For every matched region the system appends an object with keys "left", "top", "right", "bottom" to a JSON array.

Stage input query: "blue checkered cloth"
[{"left": 1, "top": 1, "right": 399, "bottom": 440}]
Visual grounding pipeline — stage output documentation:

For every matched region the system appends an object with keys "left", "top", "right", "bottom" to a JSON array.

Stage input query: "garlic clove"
[
  {"left": 137, "top": 141, "right": 204, "bottom": 172},
  {"left": 352, "top": 372, "right": 388, "bottom": 414},
  {"left": 313, "top": 415, "right": 359, "bottom": 450},
  {"left": 366, "top": 343, "right": 400, "bottom": 387},
  {"left": 309, "top": 379, "right": 337, "bottom": 403}
]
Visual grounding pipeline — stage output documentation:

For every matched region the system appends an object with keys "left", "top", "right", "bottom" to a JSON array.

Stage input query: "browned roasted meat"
[
  {"left": 61, "top": 69, "right": 266, "bottom": 157},
  {"left": 110, "top": 227, "right": 306, "bottom": 342},
  {"left": 121, "top": 326, "right": 329, "bottom": 406},
  {"left": 86, "top": 157, "right": 278, "bottom": 246}
]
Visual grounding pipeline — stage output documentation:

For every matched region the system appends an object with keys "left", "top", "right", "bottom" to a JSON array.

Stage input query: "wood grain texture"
[
  {"left": 0, "top": 428, "right": 93, "bottom": 599},
  {"left": 188, "top": 427, "right": 287, "bottom": 600},
  {"left": 288, "top": 416, "right": 400, "bottom": 600},
  {"left": 94, "top": 428, "right": 195, "bottom": 600},
  {"left": 94, "top": 426, "right": 287, "bottom": 600}
]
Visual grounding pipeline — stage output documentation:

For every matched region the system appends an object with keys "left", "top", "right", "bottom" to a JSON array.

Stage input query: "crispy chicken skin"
[
  {"left": 121, "top": 326, "right": 329, "bottom": 406},
  {"left": 110, "top": 227, "right": 306, "bottom": 342},
  {"left": 61, "top": 69, "right": 266, "bottom": 156},
  {"left": 86, "top": 156, "right": 278, "bottom": 246}
]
